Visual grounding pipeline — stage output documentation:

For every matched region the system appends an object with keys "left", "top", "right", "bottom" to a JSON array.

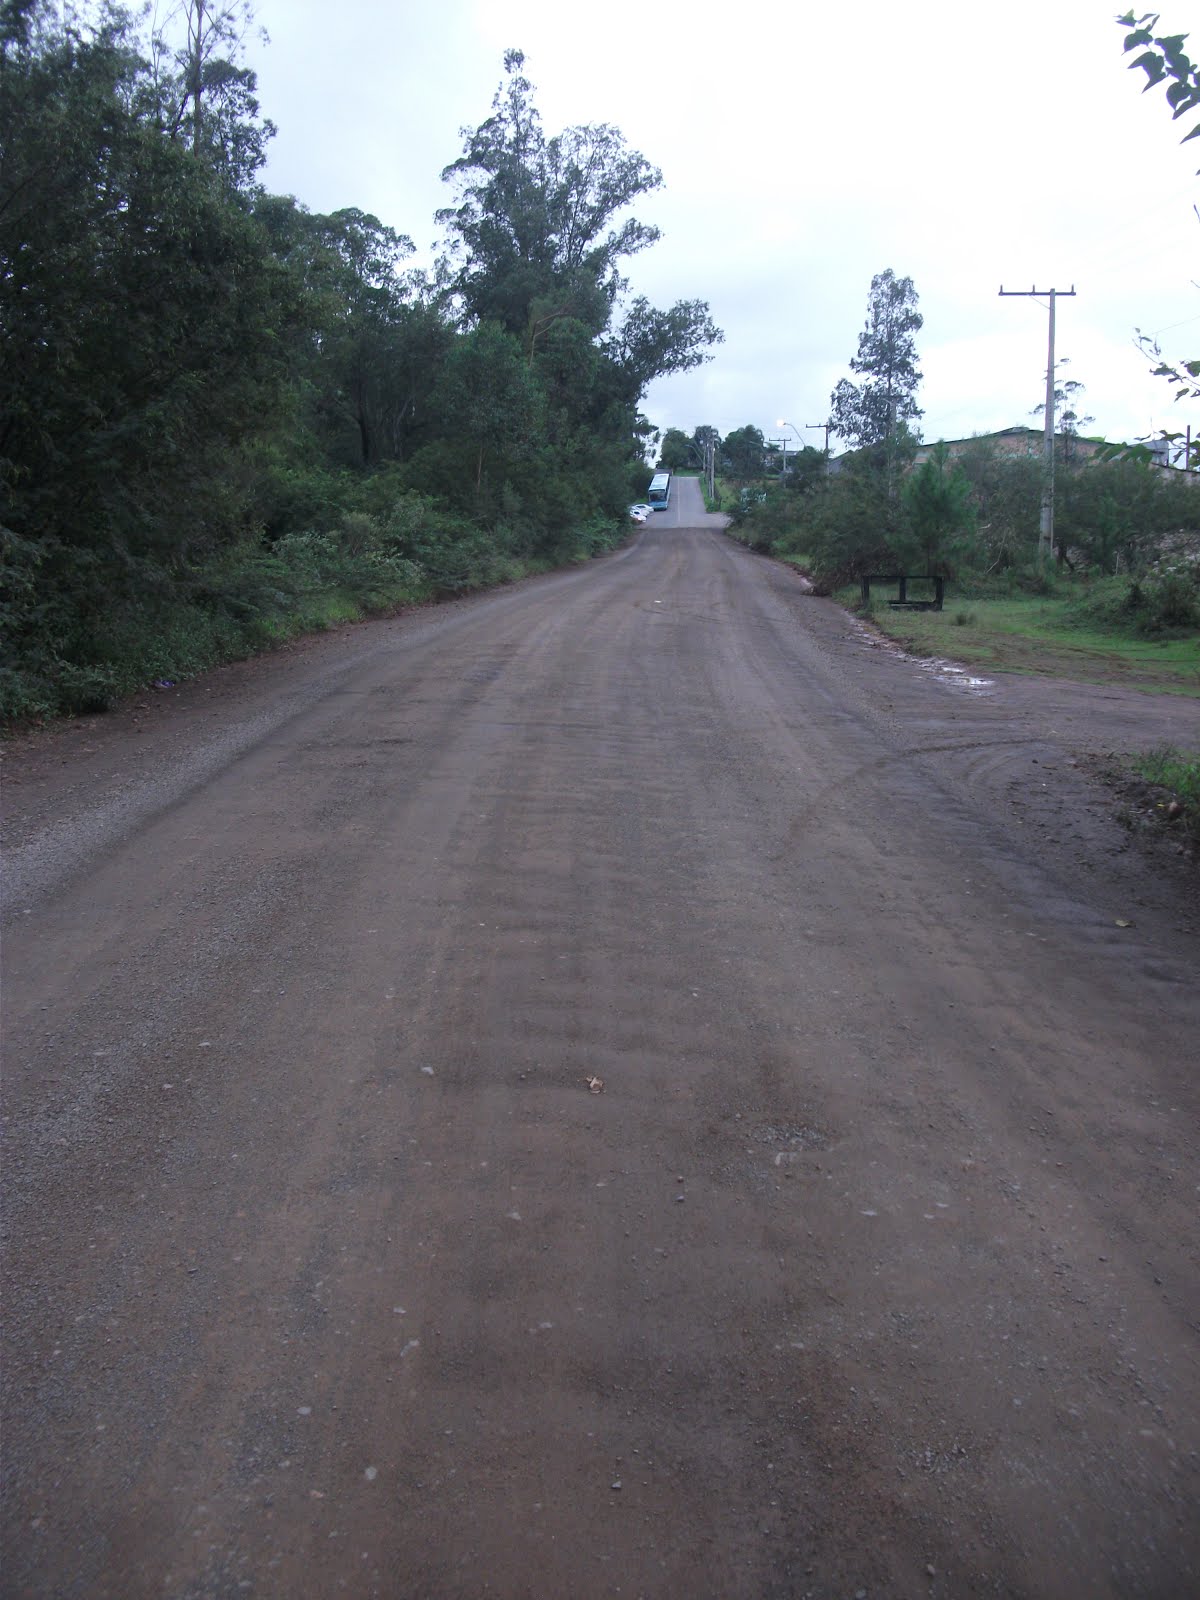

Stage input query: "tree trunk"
[
  {"left": 352, "top": 377, "right": 371, "bottom": 466},
  {"left": 191, "top": 0, "right": 205, "bottom": 154}
]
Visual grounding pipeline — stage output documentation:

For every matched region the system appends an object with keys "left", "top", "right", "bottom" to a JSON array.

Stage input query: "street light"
[{"left": 776, "top": 419, "right": 801, "bottom": 479}]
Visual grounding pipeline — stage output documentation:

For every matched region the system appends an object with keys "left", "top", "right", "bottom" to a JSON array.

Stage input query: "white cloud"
[{"left": 247, "top": 0, "right": 1199, "bottom": 450}]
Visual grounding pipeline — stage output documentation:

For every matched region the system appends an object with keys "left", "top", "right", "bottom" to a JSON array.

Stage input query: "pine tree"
[{"left": 830, "top": 269, "right": 924, "bottom": 450}]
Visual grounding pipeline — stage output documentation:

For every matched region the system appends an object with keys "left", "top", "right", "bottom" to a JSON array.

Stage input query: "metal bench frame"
[{"left": 859, "top": 574, "right": 944, "bottom": 611}]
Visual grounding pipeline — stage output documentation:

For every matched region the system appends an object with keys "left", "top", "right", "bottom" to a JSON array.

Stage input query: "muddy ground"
[{"left": 3, "top": 485, "right": 1199, "bottom": 1598}]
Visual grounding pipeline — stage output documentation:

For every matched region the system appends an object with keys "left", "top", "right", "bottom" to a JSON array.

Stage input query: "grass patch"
[
  {"left": 778, "top": 551, "right": 815, "bottom": 577},
  {"left": 713, "top": 476, "right": 742, "bottom": 514},
  {"left": 841, "top": 586, "right": 1200, "bottom": 694},
  {"left": 1127, "top": 747, "right": 1200, "bottom": 844}
]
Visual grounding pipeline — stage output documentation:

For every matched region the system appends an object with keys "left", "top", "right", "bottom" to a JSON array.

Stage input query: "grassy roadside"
[
  {"left": 1098, "top": 746, "right": 1200, "bottom": 853},
  {"left": 833, "top": 578, "right": 1198, "bottom": 853},
  {"left": 708, "top": 476, "right": 740, "bottom": 514},
  {"left": 1130, "top": 748, "right": 1200, "bottom": 843},
  {"left": 2, "top": 520, "right": 629, "bottom": 726},
  {"left": 841, "top": 588, "right": 1200, "bottom": 695}
]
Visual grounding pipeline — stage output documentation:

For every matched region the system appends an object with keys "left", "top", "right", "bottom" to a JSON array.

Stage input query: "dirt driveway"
[{"left": 3, "top": 502, "right": 1199, "bottom": 1598}]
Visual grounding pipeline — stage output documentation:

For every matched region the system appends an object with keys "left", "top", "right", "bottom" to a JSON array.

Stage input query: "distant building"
[
  {"left": 911, "top": 426, "right": 1109, "bottom": 466},
  {"left": 828, "top": 426, "right": 1194, "bottom": 478}
]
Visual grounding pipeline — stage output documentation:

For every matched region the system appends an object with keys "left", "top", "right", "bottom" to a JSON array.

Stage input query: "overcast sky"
[{"left": 242, "top": 0, "right": 1199, "bottom": 456}]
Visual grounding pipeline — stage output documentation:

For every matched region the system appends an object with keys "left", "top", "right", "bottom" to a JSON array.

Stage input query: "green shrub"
[{"left": 1136, "top": 559, "right": 1199, "bottom": 632}]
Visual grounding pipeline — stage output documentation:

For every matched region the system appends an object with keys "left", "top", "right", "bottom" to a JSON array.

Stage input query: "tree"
[
  {"left": 425, "top": 321, "right": 543, "bottom": 501},
  {"left": 1120, "top": 10, "right": 1200, "bottom": 168},
  {"left": 0, "top": 3, "right": 291, "bottom": 570},
  {"left": 829, "top": 269, "right": 924, "bottom": 450},
  {"left": 605, "top": 296, "right": 723, "bottom": 400},
  {"left": 438, "top": 52, "right": 720, "bottom": 403},
  {"left": 953, "top": 439, "right": 1043, "bottom": 572},
  {"left": 1119, "top": 13, "right": 1199, "bottom": 465},
  {"left": 0, "top": 22, "right": 723, "bottom": 716},
  {"left": 437, "top": 50, "right": 663, "bottom": 337},
  {"left": 785, "top": 444, "right": 828, "bottom": 495},
  {"left": 658, "top": 428, "right": 692, "bottom": 470},
  {"left": 790, "top": 454, "right": 895, "bottom": 583},
  {"left": 1056, "top": 455, "right": 1198, "bottom": 573},
  {"left": 280, "top": 203, "right": 422, "bottom": 467},
  {"left": 721, "top": 425, "right": 767, "bottom": 478},
  {"left": 145, "top": 0, "right": 274, "bottom": 189},
  {"left": 1031, "top": 362, "right": 1096, "bottom": 465},
  {"left": 898, "top": 444, "right": 976, "bottom": 575}
]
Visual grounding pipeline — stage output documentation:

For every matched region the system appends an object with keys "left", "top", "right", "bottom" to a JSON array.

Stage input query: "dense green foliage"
[
  {"left": 898, "top": 443, "right": 976, "bottom": 575},
  {"left": 657, "top": 428, "right": 694, "bottom": 470},
  {"left": 726, "top": 435, "right": 1200, "bottom": 635},
  {"left": 1, "top": 14, "right": 720, "bottom": 720},
  {"left": 719, "top": 425, "right": 769, "bottom": 480}
]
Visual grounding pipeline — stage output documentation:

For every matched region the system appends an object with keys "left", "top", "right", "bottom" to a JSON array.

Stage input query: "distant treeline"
[{"left": 0, "top": 10, "right": 719, "bottom": 719}]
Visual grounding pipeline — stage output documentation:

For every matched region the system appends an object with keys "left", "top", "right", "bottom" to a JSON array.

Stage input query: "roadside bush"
[
  {"left": 251, "top": 453, "right": 368, "bottom": 540},
  {"left": 570, "top": 514, "right": 627, "bottom": 560},
  {"left": 1056, "top": 557, "right": 1199, "bottom": 637},
  {"left": 0, "top": 532, "right": 432, "bottom": 723},
  {"left": 1130, "top": 555, "right": 1200, "bottom": 632}
]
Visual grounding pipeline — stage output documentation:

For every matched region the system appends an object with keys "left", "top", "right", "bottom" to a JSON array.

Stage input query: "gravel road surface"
[{"left": 3, "top": 477, "right": 1199, "bottom": 1598}]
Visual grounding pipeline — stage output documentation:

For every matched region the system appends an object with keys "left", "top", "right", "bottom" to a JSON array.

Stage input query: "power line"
[{"left": 1143, "top": 312, "right": 1200, "bottom": 338}]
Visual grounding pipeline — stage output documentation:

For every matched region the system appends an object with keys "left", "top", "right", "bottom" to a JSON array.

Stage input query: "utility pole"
[
  {"left": 806, "top": 421, "right": 832, "bottom": 455},
  {"left": 999, "top": 285, "right": 1077, "bottom": 565},
  {"left": 689, "top": 434, "right": 718, "bottom": 504},
  {"left": 769, "top": 438, "right": 788, "bottom": 479}
]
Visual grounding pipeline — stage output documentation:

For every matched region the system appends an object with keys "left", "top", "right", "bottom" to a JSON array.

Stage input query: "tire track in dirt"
[{"left": 3, "top": 499, "right": 1198, "bottom": 1598}]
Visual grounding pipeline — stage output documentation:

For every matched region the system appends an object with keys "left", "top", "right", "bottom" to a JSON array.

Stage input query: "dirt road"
[{"left": 4, "top": 478, "right": 1199, "bottom": 1598}]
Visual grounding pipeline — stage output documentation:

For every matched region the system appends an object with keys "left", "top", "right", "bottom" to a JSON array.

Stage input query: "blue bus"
[{"left": 648, "top": 472, "right": 671, "bottom": 510}]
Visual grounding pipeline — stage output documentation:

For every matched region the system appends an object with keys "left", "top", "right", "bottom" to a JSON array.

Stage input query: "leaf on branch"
[{"left": 1130, "top": 49, "right": 1167, "bottom": 82}]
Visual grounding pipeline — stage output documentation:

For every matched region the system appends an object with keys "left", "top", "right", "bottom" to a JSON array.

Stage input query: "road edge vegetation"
[{"left": 2, "top": 18, "right": 721, "bottom": 726}]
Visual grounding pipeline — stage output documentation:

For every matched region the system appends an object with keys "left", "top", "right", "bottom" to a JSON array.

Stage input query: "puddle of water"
[
  {"left": 926, "top": 658, "right": 994, "bottom": 692},
  {"left": 847, "top": 621, "right": 994, "bottom": 695}
]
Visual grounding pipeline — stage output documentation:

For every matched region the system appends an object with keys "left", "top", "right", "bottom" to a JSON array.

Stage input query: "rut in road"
[{"left": 3, "top": 496, "right": 1199, "bottom": 1599}]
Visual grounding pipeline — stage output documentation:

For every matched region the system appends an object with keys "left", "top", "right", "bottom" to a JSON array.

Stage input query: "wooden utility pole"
[
  {"left": 999, "top": 285, "right": 1077, "bottom": 565},
  {"left": 806, "top": 421, "right": 833, "bottom": 454}
]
